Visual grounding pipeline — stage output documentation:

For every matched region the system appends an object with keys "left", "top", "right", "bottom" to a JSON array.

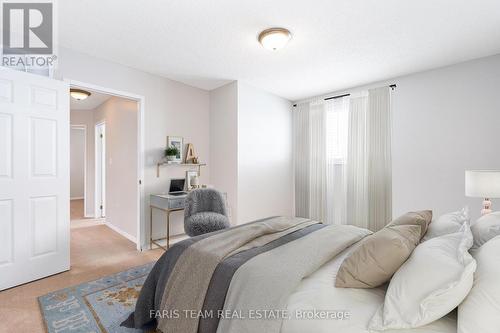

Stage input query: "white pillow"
[
  {"left": 422, "top": 207, "right": 469, "bottom": 241},
  {"left": 458, "top": 235, "right": 500, "bottom": 333},
  {"left": 369, "top": 223, "right": 476, "bottom": 331},
  {"left": 470, "top": 212, "right": 500, "bottom": 249}
]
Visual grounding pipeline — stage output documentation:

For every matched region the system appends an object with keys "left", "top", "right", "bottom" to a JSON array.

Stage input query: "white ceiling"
[
  {"left": 59, "top": 0, "right": 500, "bottom": 101},
  {"left": 70, "top": 89, "right": 110, "bottom": 110}
]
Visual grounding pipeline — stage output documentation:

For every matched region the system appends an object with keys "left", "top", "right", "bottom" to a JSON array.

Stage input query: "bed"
[{"left": 123, "top": 216, "right": 459, "bottom": 333}]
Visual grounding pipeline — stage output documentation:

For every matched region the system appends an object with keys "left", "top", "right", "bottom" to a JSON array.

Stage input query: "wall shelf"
[{"left": 156, "top": 162, "right": 207, "bottom": 178}]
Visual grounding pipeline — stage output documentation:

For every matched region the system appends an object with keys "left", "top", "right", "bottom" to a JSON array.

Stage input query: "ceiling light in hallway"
[{"left": 70, "top": 88, "right": 91, "bottom": 100}]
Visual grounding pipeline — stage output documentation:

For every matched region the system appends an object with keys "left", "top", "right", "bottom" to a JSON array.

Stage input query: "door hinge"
[
  {"left": 100, "top": 205, "right": 103, "bottom": 210},
  {"left": 100, "top": 133, "right": 103, "bottom": 138},
  {"left": 139, "top": 180, "right": 142, "bottom": 185}
]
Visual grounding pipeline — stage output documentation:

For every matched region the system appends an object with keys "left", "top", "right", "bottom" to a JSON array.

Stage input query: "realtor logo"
[{"left": 2, "top": 2, "right": 53, "bottom": 54}]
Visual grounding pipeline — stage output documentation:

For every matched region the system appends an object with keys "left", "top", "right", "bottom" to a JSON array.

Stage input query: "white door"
[
  {"left": 95, "top": 122, "right": 106, "bottom": 218},
  {"left": 0, "top": 68, "right": 70, "bottom": 290}
]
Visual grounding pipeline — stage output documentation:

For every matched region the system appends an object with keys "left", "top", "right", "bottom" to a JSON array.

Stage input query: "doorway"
[
  {"left": 70, "top": 125, "right": 87, "bottom": 220},
  {"left": 69, "top": 80, "right": 145, "bottom": 251}
]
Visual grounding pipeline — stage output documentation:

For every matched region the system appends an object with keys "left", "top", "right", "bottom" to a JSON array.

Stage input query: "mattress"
[{"left": 282, "top": 244, "right": 457, "bottom": 333}]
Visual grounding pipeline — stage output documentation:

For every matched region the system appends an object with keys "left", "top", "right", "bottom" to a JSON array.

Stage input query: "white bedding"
[{"left": 282, "top": 245, "right": 457, "bottom": 333}]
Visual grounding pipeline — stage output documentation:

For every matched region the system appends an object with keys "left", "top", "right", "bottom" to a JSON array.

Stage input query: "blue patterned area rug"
[{"left": 39, "top": 262, "right": 156, "bottom": 333}]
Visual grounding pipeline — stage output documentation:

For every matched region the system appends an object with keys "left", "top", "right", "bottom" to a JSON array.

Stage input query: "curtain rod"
[{"left": 292, "top": 84, "right": 396, "bottom": 107}]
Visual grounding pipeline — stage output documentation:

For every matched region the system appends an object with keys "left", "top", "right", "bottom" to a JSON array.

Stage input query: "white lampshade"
[{"left": 465, "top": 170, "right": 500, "bottom": 198}]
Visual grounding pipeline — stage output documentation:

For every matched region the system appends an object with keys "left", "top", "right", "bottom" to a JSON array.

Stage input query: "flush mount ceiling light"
[
  {"left": 70, "top": 88, "right": 91, "bottom": 101},
  {"left": 258, "top": 27, "right": 292, "bottom": 51}
]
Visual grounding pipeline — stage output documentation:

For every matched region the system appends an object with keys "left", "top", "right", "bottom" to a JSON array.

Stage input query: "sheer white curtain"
[
  {"left": 325, "top": 98, "right": 349, "bottom": 225},
  {"left": 308, "top": 101, "right": 327, "bottom": 221},
  {"left": 367, "top": 87, "right": 392, "bottom": 230},
  {"left": 293, "top": 86, "right": 391, "bottom": 230},
  {"left": 347, "top": 87, "right": 392, "bottom": 230},
  {"left": 294, "top": 98, "right": 349, "bottom": 224},
  {"left": 293, "top": 99, "right": 327, "bottom": 222},
  {"left": 347, "top": 92, "right": 369, "bottom": 228},
  {"left": 293, "top": 102, "right": 310, "bottom": 218}
]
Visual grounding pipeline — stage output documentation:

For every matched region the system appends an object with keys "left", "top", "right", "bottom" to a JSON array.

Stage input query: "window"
[{"left": 325, "top": 98, "right": 349, "bottom": 164}]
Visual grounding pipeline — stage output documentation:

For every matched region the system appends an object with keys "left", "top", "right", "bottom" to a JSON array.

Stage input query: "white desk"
[{"left": 150, "top": 194, "right": 187, "bottom": 250}]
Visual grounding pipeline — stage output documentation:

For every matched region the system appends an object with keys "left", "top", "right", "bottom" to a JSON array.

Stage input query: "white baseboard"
[
  {"left": 70, "top": 197, "right": 84, "bottom": 200},
  {"left": 105, "top": 221, "right": 137, "bottom": 244}
]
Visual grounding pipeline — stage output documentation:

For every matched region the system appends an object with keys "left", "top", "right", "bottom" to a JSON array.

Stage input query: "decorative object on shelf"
[
  {"left": 165, "top": 146, "right": 180, "bottom": 162},
  {"left": 465, "top": 170, "right": 500, "bottom": 215},
  {"left": 185, "top": 143, "right": 197, "bottom": 164},
  {"left": 186, "top": 170, "right": 199, "bottom": 190},
  {"left": 192, "top": 175, "right": 200, "bottom": 188},
  {"left": 192, "top": 156, "right": 199, "bottom": 164},
  {"left": 166, "top": 136, "right": 183, "bottom": 163}
]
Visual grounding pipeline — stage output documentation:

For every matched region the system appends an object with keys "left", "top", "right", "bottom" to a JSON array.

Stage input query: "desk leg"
[
  {"left": 166, "top": 210, "right": 170, "bottom": 249},
  {"left": 150, "top": 206, "right": 153, "bottom": 250}
]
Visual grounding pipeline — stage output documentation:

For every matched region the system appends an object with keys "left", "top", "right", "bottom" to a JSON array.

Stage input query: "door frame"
[
  {"left": 70, "top": 124, "right": 89, "bottom": 217},
  {"left": 67, "top": 79, "right": 145, "bottom": 251},
  {"left": 94, "top": 121, "right": 106, "bottom": 218}
]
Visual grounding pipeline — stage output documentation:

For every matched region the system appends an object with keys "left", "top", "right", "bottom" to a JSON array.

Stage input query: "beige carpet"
[
  {"left": 0, "top": 225, "right": 162, "bottom": 333},
  {"left": 70, "top": 199, "right": 86, "bottom": 220},
  {"left": 70, "top": 199, "right": 106, "bottom": 228}
]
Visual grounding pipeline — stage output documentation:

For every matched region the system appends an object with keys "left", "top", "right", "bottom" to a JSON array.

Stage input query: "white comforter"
[{"left": 282, "top": 245, "right": 457, "bottom": 333}]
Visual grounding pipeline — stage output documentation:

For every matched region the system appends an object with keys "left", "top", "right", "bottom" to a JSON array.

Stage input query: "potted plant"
[{"left": 165, "top": 146, "right": 180, "bottom": 162}]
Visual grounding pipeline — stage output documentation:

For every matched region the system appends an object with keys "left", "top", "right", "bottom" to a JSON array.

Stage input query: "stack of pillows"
[
  {"left": 335, "top": 207, "right": 500, "bottom": 331},
  {"left": 458, "top": 212, "right": 500, "bottom": 333}
]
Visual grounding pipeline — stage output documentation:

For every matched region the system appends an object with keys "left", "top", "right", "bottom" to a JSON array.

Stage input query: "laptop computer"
[{"left": 169, "top": 178, "right": 187, "bottom": 196}]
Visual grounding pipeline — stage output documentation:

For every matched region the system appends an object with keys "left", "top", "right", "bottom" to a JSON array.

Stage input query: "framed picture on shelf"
[
  {"left": 186, "top": 170, "right": 199, "bottom": 190},
  {"left": 166, "top": 136, "right": 183, "bottom": 163}
]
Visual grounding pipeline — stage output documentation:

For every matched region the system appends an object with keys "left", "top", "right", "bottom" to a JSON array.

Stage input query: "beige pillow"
[
  {"left": 335, "top": 224, "right": 421, "bottom": 288},
  {"left": 387, "top": 210, "right": 433, "bottom": 240}
]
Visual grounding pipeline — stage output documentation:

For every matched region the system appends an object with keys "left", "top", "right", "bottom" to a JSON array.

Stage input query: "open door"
[{"left": 0, "top": 68, "right": 70, "bottom": 290}]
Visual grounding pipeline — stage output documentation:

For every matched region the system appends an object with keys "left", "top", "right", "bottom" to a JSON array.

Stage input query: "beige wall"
[
  {"left": 209, "top": 81, "right": 294, "bottom": 225},
  {"left": 237, "top": 82, "right": 293, "bottom": 224},
  {"left": 94, "top": 98, "right": 138, "bottom": 239},
  {"left": 209, "top": 82, "right": 239, "bottom": 223},
  {"left": 70, "top": 128, "right": 85, "bottom": 199},
  {"left": 70, "top": 110, "right": 95, "bottom": 217}
]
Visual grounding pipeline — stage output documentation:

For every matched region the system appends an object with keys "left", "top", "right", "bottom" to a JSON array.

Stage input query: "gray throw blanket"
[
  {"left": 158, "top": 216, "right": 317, "bottom": 333},
  {"left": 122, "top": 217, "right": 369, "bottom": 333},
  {"left": 216, "top": 224, "right": 370, "bottom": 333}
]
